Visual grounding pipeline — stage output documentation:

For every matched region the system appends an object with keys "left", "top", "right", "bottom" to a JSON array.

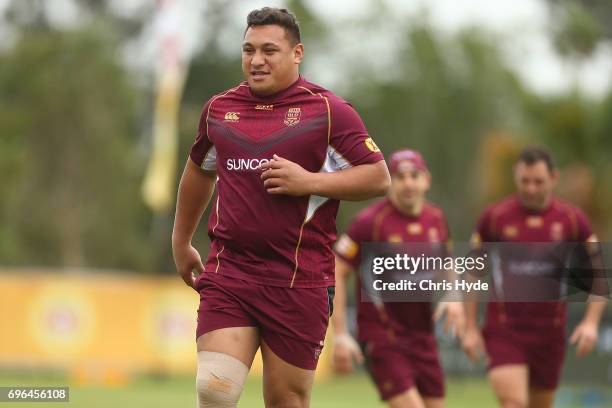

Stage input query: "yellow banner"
[{"left": 0, "top": 271, "right": 331, "bottom": 381}]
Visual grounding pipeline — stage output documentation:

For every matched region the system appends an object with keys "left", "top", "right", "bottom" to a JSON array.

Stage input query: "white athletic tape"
[{"left": 196, "top": 351, "right": 249, "bottom": 408}]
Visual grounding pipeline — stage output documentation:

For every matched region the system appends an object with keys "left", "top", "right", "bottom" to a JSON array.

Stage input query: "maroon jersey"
[
  {"left": 189, "top": 77, "right": 384, "bottom": 288},
  {"left": 473, "top": 194, "right": 595, "bottom": 328},
  {"left": 335, "top": 198, "right": 451, "bottom": 338}
]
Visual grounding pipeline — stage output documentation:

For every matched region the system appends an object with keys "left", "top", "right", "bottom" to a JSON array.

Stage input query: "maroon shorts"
[
  {"left": 362, "top": 332, "right": 445, "bottom": 401},
  {"left": 195, "top": 272, "right": 333, "bottom": 370},
  {"left": 483, "top": 324, "right": 566, "bottom": 389}
]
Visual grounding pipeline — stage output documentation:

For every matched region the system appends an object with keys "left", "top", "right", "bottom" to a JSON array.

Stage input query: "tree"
[
  {"left": 0, "top": 29, "right": 152, "bottom": 270},
  {"left": 337, "top": 22, "right": 530, "bottom": 238}
]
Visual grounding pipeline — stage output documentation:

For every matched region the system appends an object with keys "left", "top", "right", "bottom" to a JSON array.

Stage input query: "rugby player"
[
  {"left": 462, "top": 146, "right": 607, "bottom": 408},
  {"left": 172, "top": 7, "right": 390, "bottom": 408},
  {"left": 333, "top": 149, "right": 465, "bottom": 408}
]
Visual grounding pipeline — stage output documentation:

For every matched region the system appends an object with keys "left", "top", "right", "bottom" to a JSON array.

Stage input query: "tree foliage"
[
  {"left": 0, "top": 29, "right": 152, "bottom": 270},
  {"left": 1, "top": 1, "right": 612, "bottom": 272}
]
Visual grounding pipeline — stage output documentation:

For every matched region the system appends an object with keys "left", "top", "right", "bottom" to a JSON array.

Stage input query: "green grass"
[{"left": 0, "top": 373, "right": 609, "bottom": 407}]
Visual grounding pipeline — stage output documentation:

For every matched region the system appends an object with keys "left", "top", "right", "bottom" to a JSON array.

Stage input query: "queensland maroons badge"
[{"left": 284, "top": 107, "right": 301, "bottom": 126}]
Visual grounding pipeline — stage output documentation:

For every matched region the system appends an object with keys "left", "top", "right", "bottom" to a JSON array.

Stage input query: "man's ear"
[
  {"left": 293, "top": 43, "right": 304, "bottom": 64},
  {"left": 550, "top": 168, "right": 559, "bottom": 187}
]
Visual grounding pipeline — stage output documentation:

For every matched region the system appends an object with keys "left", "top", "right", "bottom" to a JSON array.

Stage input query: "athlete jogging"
[{"left": 172, "top": 7, "right": 390, "bottom": 408}]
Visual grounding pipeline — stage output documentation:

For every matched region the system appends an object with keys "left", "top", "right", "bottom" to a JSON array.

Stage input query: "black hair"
[
  {"left": 246, "top": 7, "right": 301, "bottom": 45},
  {"left": 517, "top": 145, "right": 556, "bottom": 172}
]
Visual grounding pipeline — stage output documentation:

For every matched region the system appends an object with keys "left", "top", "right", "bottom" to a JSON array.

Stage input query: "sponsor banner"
[{"left": 0, "top": 270, "right": 332, "bottom": 378}]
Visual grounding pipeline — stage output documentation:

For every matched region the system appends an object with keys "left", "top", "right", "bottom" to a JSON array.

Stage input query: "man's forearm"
[
  {"left": 333, "top": 273, "right": 349, "bottom": 335},
  {"left": 172, "top": 159, "right": 217, "bottom": 246},
  {"left": 333, "top": 257, "right": 355, "bottom": 336},
  {"left": 582, "top": 298, "right": 607, "bottom": 325},
  {"left": 309, "top": 161, "right": 390, "bottom": 201}
]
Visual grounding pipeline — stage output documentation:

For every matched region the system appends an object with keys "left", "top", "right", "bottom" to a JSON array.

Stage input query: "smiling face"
[
  {"left": 242, "top": 24, "right": 303, "bottom": 96},
  {"left": 389, "top": 164, "right": 431, "bottom": 214}
]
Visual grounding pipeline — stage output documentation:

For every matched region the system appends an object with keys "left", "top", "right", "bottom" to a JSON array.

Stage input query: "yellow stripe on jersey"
[{"left": 470, "top": 232, "right": 482, "bottom": 248}]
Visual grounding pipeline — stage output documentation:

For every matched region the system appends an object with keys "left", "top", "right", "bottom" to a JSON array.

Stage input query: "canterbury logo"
[{"left": 224, "top": 112, "right": 240, "bottom": 122}]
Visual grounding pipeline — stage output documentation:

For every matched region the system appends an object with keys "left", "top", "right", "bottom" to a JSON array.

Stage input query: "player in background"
[
  {"left": 333, "top": 149, "right": 465, "bottom": 408},
  {"left": 462, "top": 146, "right": 607, "bottom": 408},
  {"left": 172, "top": 7, "right": 390, "bottom": 408}
]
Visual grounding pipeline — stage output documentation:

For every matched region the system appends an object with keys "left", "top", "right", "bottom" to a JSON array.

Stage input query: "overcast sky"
[
  {"left": 1, "top": 0, "right": 611, "bottom": 97},
  {"left": 309, "top": 0, "right": 612, "bottom": 97}
]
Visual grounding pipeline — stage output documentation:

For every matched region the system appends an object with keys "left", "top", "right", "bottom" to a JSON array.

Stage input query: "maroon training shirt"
[
  {"left": 189, "top": 77, "right": 384, "bottom": 288},
  {"left": 474, "top": 194, "right": 595, "bottom": 328},
  {"left": 335, "top": 198, "right": 451, "bottom": 337}
]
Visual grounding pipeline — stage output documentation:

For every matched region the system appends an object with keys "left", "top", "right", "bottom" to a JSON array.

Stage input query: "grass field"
[{"left": 1, "top": 372, "right": 611, "bottom": 407}]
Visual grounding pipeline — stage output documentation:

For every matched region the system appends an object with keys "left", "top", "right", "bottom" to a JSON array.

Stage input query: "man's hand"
[
  {"left": 172, "top": 243, "right": 205, "bottom": 289},
  {"left": 260, "top": 154, "right": 314, "bottom": 196},
  {"left": 433, "top": 301, "right": 466, "bottom": 339},
  {"left": 569, "top": 320, "right": 599, "bottom": 357},
  {"left": 333, "top": 333, "right": 364, "bottom": 374},
  {"left": 461, "top": 326, "right": 487, "bottom": 363}
]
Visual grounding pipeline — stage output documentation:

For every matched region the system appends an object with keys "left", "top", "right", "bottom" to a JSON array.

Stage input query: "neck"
[
  {"left": 389, "top": 194, "right": 424, "bottom": 217},
  {"left": 252, "top": 73, "right": 300, "bottom": 97},
  {"left": 520, "top": 194, "right": 553, "bottom": 212}
]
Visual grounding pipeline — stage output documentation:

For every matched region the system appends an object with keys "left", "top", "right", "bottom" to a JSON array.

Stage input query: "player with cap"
[{"left": 333, "top": 149, "right": 465, "bottom": 408}]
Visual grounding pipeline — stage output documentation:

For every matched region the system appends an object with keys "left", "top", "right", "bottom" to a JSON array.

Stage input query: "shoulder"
[
  {"left": 296, "top": 79, "right": 356, "bottom": 111},
  {"left": 344, "top": 200, "right": 390, "bottom": 242},
  {"left": 352, "top": 199, "right": 390, "bottom": 227},
  {"left": 486, "top": 195, "right": 518, "bottom": 219},
  {"left": 204, "top": 82, "right": 250, "bottom": 108},
  {"left": 552, "top": 196, "right": 584, "bottom": 215},
  {"left": 423, "top": 202, "right": 447, "bottom": 222},
  {"left": 475, "top": 196, "right": 517, "bottom": 235},
  {"left": 552, "top": 196, "right": 591, "bottom": 224},
  {"left": 551, "top": 196, "right": 595, "bottom": 240}
]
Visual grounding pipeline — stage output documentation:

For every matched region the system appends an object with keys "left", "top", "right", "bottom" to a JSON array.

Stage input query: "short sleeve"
[
  {"left": 574, "top": 207, "right": 595, "bottom": 242},
  {"left": 189, "top": 100, "right": 217, "bottom": 171},
  {"left": 334, "top": 213, "right": 373, "bottom": 269},
  {"left": 439, "top": 213, "right": 453, "bottom": 256},
  {"left": 472, "top": 207, "right": 494, "bottom": 246},
  {"left": 328, "top": 99, "right": 384, "bottom": 167}
]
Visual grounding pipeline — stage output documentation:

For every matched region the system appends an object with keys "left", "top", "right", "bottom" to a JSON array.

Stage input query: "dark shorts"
[
  {"left": 483, "top": 325, "right": 566, "bottom": 389},
  {"left": 195, "top": 272, "right": 333, "bottom": 370},
  {"left": 361, "top": 333, "right": 445, "bottom": 401}
]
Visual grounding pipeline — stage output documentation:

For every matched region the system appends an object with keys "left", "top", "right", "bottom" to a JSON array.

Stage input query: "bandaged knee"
[{"left": 196, "top": 351, "right": 249, "bottom": 408}]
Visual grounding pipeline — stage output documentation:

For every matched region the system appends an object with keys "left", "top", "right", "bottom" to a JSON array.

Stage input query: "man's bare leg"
[
  {"left": 489, "top": 364, "right": 529, "bottom": 408},
  {"left": 528, "top": 387, "right": 556, "bottom": 408},
  {"left": 386, "top": 388, "right": 426, "bottom": 408},
  {"left": 261, "top": 340, "right": 315, "bottom": 408},
  {"left": 423, "top": 397, "right": 444, "bottom": 408}
]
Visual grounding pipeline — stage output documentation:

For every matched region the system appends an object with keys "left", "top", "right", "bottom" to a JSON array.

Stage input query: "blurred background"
[{"left": 1, "top": 0, "right": 611, "bottom": 406}]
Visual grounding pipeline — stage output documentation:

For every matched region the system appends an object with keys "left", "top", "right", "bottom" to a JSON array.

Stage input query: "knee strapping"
[{"left": 196, "top": 351, "right": 249, "bottom": 408}]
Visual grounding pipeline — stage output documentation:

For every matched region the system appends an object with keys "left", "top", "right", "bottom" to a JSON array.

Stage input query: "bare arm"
[
  {"left": 309, "top": 161, "right": 390, "bottom": 200},
  {"left": 569, "top": 297, "right": 608, "bottom": 357},
  {"left": 172, "top": 158, "right": 217, "bottom": 287},
  {"left": 433, "top": 266, "right": 466, "bottom": 338},
  {"left": 569, "top": 236, "right": 609, "bottom": 357},
  {"left": 461, "top": 300, "right": 487, "bottom": 363},
  {"left": 260, "top": 155, "right": 390, "bottom": 201},
  {"left": 332, "top": 256, "right": 364, "bottom": 374},
  {"left": 582, "top": 300, "right": 607, "bottom": 326},
  {"left": 333, "top": 256, "right": 354, "bottom": 337}
]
